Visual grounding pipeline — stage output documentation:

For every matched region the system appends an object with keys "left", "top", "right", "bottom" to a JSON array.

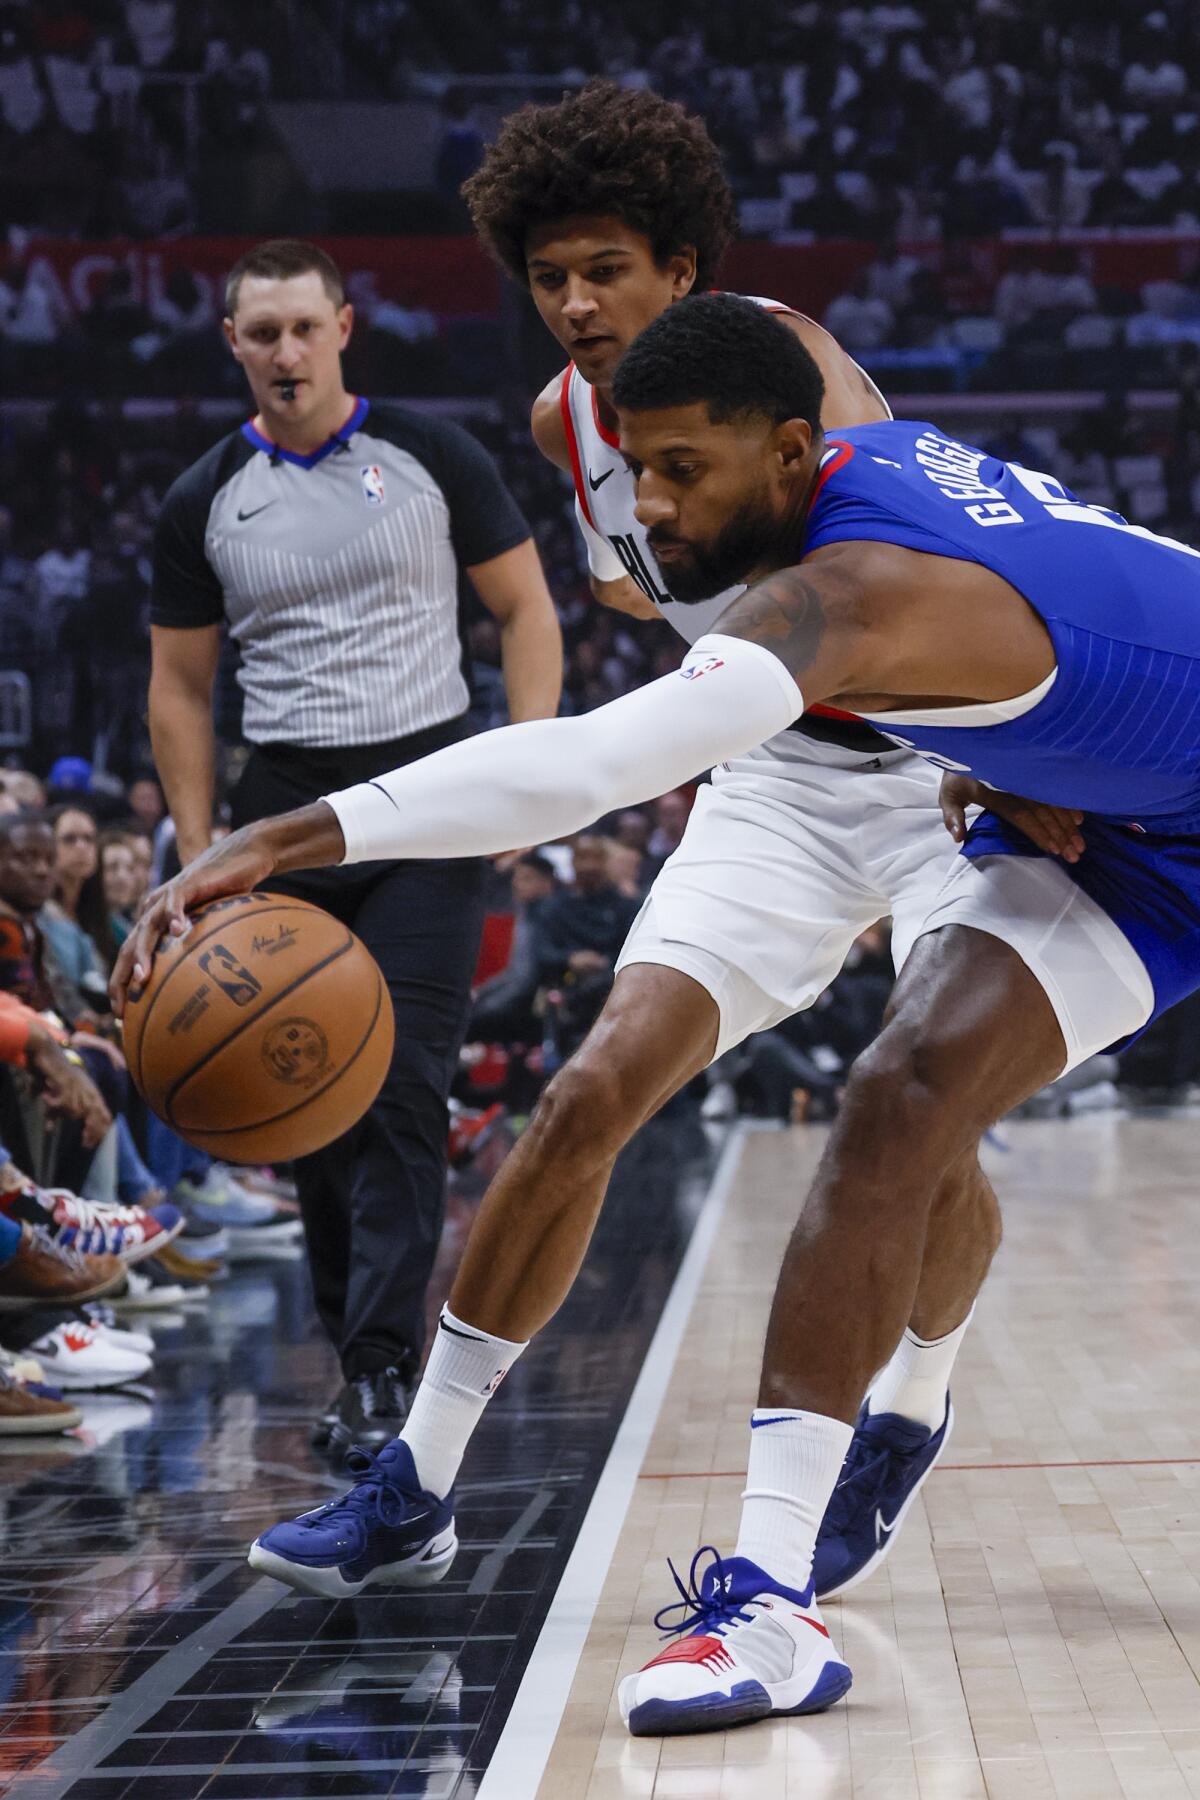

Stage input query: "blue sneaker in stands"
[
  {"left": 812, "top": 1396, "right": 954, "bottom": 1600},
  {"left": 247, "top": 1440, "right": 456, "bottom": 1598},
  {"left": 618, "top": 1547, "right": 851, "bottom": 1737}
]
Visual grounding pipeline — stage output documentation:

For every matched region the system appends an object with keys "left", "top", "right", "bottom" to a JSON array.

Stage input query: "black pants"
[{"left": 231, "top": 724, "right": 485, "bottom": 1380}]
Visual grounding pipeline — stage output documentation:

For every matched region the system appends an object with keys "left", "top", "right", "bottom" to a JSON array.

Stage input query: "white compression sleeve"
[
  {"left": 325, "top": 634, "right": 802, "bottom": 865},
  {"left": 573, "top": 494, "right": 627, "bottom": 582}
]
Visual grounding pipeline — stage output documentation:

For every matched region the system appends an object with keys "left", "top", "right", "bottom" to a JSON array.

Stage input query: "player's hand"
[
  {"left": 111, "top": 827, "right": 276, "bottom": 1016},
  {"left": 940, "top": 773, "right": 1085, "bottom": 863}
]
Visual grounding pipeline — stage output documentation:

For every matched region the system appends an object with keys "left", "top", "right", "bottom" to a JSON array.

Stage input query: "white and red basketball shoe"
[{"left": 619, "top": 1547, "right": 851, "bottom": 1736}]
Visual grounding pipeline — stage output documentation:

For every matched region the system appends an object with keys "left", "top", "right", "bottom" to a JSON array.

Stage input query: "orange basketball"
[{"left": 123, "top": 892, "right": 394, "bottom": 1163}]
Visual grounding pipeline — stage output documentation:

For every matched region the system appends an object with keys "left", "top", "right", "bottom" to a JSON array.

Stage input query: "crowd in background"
[{"left": 5, "top": 2, "right": 1200, "bottom": 238}]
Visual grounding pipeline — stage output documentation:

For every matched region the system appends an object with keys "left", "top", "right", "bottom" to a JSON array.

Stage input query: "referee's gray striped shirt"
[{"left": 151, "top": 400, "right": 530, "bottom": 748}]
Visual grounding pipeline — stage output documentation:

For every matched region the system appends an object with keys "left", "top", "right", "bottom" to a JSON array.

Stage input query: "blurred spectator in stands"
[
  {"left": 469, "top": 851, "right": 557, "bottom": 1044},
  {"left": 34, "top": 519, "right": 89, "bottom": 647},
  {"left": 126, "top": 0, "right": 176, "bottom": 70},
  {"left": 995, "top": 247, "right": 1098, "bottom": 337},
  {"left": 865, "top": 235, "right": 920, "bottom": 312},
  {"left": 0, "top": 772, "right": 44, "bottom": 812},
  {"left": 646, "top": 789, "right": 691, "bottom": 878},
  {"left": 85, "top": 267, "right": 152, "bottom": 373},
  {"left": 1122, "top": 25, "right": 1188, "bottom": 111},
  {"left": 0, "top": 262, "right": 67, "bottom": 349},
  {"left": 40, "top": 803, "right": 113, "bottom": 1008},
  {"left": 0, "top": 508, "right": 32, "bottom": 622},
  {"left": 823, "top": 269, "right": 894, "bottom": 352},
  {"left": 435, "top": 88, "right": 484, "bottom": 213},
  {"left": 984, "top": 414, "right": 1043, "bottom": 467},
  {"left": 533, "top": 831, "right": 639, "bottom": 1058},
  {"left": 1024, "top": 143, "right": 1091, "bottom": 232},
  {"left": 607, "top": 838, "right": 646, "bottom": 902},
  {"left": 113, "top": 140, "right": 193, "bottom": 236},
  {"left": 533, "top": 832, "right": 639, "bottom": 990},
  {"left": 893, "top": 265, "right": 950, "bottom": 348},
  {"left": 945, "top": 155, "right": 1031, "bottom": 239},
  {"left": 1087, "top": 142, "right": 1154, "bottom": 229},
  {"left": 126, "top": 774, "right": 165, "bottom": 838},
  {"left": 466, "top": 617, "right": 508, "bottom": 731},
  {"left": 98, "top": 829, "right": 139, "bottom": 949}
]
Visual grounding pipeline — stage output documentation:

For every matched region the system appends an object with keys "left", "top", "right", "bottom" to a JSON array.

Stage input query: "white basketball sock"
[
  {"left": 867, "top": 1306, "right": 973, "bottom": 1432},
  {"left": 400, "top": 1306, "right": 528, "bottom": 1497},
  {"left": 734, "top": 1409, "right": 854, "bottom": 1595}
]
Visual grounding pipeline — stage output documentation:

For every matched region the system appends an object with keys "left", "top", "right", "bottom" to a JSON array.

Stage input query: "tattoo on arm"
[{"left": 719, "top": 568, "right": 829, "bottom": 682}]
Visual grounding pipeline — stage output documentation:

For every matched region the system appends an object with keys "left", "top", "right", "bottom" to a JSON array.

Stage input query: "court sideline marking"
[{"left": 476, "top": 1120, "right": 751, "bottom": 1800}]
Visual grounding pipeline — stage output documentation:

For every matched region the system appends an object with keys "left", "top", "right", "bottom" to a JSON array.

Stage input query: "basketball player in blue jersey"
[
  {"left": 457, "top": 79, "right": 1038, "bottom": 1583},
  {"left": 117, "top": 290, "right": 1200, "bottom": 1727}
]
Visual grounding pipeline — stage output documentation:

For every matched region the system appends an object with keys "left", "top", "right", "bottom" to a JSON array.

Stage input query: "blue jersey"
[{"left": 805, "top": 421, "right": 1200, "bottom": 830}]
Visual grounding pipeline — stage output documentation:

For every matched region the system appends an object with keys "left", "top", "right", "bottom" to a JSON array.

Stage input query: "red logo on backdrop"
[{"left": 680, "top": 655, "right": 725, "bottom": 682}]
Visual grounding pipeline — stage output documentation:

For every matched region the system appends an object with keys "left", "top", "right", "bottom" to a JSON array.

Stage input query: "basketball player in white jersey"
[{"left": 454, "top": 80, "right": 1002, "bottom": 1592}]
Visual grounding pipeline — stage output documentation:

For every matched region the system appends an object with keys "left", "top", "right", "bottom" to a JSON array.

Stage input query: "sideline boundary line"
[{"left": 476, "top": 1121, "right": 751, "bottom": 1800}]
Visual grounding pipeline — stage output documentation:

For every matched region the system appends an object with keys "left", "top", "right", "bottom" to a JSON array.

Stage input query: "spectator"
[
  {"left": 469, "top": 851, "right": 558, "bottom": 1043},
  {"left": 1024, "top": 143, "right": 1091, "bottom": 232},
  {"left": 41, "top": 803, "right": 116, "bottom": 1002},
  {"left": 98, "top": 830, "right": 139, "bottom": 949},
  {"left": 1086, "top": 143, "right": 1153, "bottom": 229},
  {"left": 1123, "top": 30, "right": 1188, "bottom": 110},
  {"left": 533, "top": 832, "right": 640, "bottom": 989},
  {"left": 823, "top": 271, "right": 895, "bottom": 353},
  {"left": 34, "top": 519, "right": 90, "bottom": 646},
  {"left": 126, "top": 775, "right": 165, "bottom": 836},
  {"left": 646, "top": 790, "right": 692, "bottom": 874}
]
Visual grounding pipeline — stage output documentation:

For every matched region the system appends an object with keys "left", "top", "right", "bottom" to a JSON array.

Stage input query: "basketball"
[{"left": 122, "top": 892, "right": 394, "bottom": 1164}]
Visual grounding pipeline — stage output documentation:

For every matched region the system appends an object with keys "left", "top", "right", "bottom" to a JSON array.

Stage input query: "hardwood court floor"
[{"left": 538, "top": 1114, "right": 1200, "bottom": 1799}]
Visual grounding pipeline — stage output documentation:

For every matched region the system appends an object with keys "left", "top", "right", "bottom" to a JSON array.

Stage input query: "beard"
[{"left": 647, "top": 490, "right": 786, "bottom": 605}]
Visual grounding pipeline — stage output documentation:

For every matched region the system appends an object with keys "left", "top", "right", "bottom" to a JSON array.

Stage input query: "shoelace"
[
  {"left": 29, "top": 1223, "right": 92, "bottom": 1274},
  {"left": 652, "top": 1545, "right": 761, "bottom": 1640},
  {"left": 300, "top": 1448, "right": 417, "bottom": 1533},
  {"left": 45, "top": 1189, "right": 146, "bottom": 1229},
  {"left": 355, "top": 1369, "right": 407, "bottom": 1421},
  {"left": 822, "top": 1432, "right": 913, "bottom": 1531}
]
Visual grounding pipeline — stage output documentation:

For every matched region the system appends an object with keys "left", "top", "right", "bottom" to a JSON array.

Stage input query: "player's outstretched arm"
[{"left": 113, "top": 621, "right": 812, "bottom": 1014}]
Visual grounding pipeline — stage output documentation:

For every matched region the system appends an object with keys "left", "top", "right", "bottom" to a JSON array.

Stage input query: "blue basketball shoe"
[
  {"left": 619, "top": 1547, "right": 851, "bottom": 1737},
  {"left": 812, "top": 1397, "right": 953, "bottom": 1600},
  {"left": 247, "top": 1440, "right": 456, "bottom": 1598}
]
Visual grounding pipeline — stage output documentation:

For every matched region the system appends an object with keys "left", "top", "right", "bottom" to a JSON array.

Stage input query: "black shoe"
[
  {"left": 327, "top": 1366, "right": 413, "bottom": 1456},
  {"left": 311, "top": 1393, "right": 340, "bottom": 1449}
]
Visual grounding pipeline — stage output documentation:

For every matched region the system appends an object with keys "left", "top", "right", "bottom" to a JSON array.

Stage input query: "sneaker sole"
[
  {"left": 247, "top": 1526, "right": 457, "bottom": 1598},
  {"left": 0, "top": 1407, "right": 83, "bottom": 1434},
  {"left": 815, "top": 1401, "right": 956, "bottom": 1602},
  {"left": 623, "top": 1658, "right": 852, "bottom": 1737},
  {"left": 111, "top": 1284, "right": 189, "bottom": 1311},
  {"left": 32, "top": 1368, "right": 149, "bottom": 1391}
]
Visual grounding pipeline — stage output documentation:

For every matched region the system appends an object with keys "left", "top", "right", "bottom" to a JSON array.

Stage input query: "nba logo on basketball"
[{"left": 360, "top": 465, "right": 385, "bottom": 505}]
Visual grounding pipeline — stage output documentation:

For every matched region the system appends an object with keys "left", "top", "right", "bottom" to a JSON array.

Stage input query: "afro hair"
[{"left": 462, "top": 79, "right": 736, "bottom": 293}]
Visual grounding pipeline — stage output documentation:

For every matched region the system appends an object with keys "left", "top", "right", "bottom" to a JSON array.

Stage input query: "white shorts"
[{"left": 616, "top": 730, "right": 1154, "bottom": 1070}]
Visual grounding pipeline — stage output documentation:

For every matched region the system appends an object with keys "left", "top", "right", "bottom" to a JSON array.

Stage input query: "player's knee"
[
  {"left": 527, "top": 1048, "right": 641, "bottom": 1165},
  {"left": 840, "top": 1027, "right": 961, "bottom": 1158}
]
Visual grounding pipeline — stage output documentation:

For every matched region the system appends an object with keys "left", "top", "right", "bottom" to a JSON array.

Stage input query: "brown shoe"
[
  {"left": 0, "top": 1370, "right": 82, "bottom": 1434},
  {"left": 0, "top": 1223, "right": 124, "bottom": 1310},
  {"left": 150, "top": 1241, "right": 224, "bottom": 1283}
]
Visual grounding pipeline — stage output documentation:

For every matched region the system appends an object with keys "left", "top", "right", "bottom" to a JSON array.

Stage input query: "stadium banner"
[{"left": 11, "top": 234, "right": 1200, "bottom": 323}]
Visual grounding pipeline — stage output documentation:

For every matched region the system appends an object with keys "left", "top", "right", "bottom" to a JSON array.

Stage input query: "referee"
[{"left": 148, "top": 239, "right": 562, "bottom": 1453}]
